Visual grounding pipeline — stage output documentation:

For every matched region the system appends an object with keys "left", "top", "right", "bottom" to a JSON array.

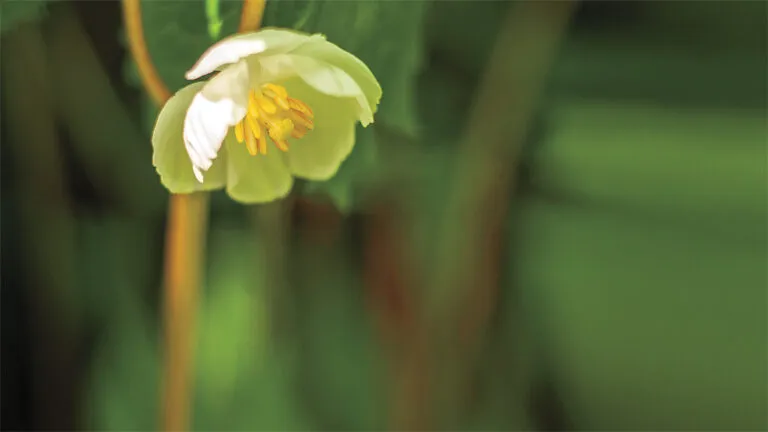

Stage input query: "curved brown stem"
[
  {"left": 122, "top": 0, "right": 266, "bottom": 430},
  {"left": 121, "top": 0, "right": 203, "bottom": 429},
  {"left": 239, "top": 0, "right": 266, "bottom": 32},
  {"left": 121, "top": 0, "right": 170, "bottom": 106}
]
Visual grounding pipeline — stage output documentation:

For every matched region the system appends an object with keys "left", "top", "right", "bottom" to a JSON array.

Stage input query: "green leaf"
[
  {"left": 1, "top": 0, "right": 47, "bottom": 34},
  {"left": 124, "top": 0, "right": 242, "bottom": 102},
  {"left": 87, "top": 295, "right": 159, "bottom": 430},
  {"left": 265, "top": 0, "right": 427, "bottom": 136},
  {"left": 265, "top": 0, "right": 427, "bottom": 211},
  {"left": 192, "top": 225, "right": 311, "bottom": 431},
  {"left": 292, "top": 231, "right": 387, "bottom": 430}
]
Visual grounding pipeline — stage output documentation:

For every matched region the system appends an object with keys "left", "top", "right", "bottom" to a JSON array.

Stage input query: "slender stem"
[
  {"left": 363, "top": 202, "right": 428, "bottom": 431},
  {"left": 239, "top": 0, "right": 266, "bottom": 32},
  {"left": 2, "top": 20, "right": 80, "bottom": 430},
  {"left": 426, "top": 1, "right": 577, "bottom": 427},
  {"left": 121, "top": 1, "right": 196, "bottom": 429},
  {"left": 121, "top": 0, "right": 171, "bottom": 106},
  {"left": 47, "top": 5, "right": 164, "bottom": 216},
  {"left": 205, "top": 0, "right": 223, "bottom": 39},
  {"left": 122, "top": 0, "right": 268, "bottom": 429},
  {"left": 160, "top": 193, "right": 209, "bottom": 431}
]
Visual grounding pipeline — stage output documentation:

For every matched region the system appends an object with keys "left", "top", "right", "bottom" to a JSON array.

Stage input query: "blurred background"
[{"left": 1, "top": 0, "right": 766, "bottom": 430}]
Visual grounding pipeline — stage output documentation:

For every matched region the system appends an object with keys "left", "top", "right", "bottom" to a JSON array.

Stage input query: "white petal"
[
  {"left": 183, "top": 61, "right": 250, "bottom": 181},
  {"left": 185, "top": 28, "right": 319, "bottom": 80},
  {"left": 151, "top": 82, "right": 227, "bottom": 194}
]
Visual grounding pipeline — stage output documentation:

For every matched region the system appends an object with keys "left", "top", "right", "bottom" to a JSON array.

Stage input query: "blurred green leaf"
[
  {"left": 128, "top": 0, "right": 241, "bottom": 93},
  {"left": 292, "top": 237, "right": 387, "bottom": 430},
  {"left": 265, "top": 0, "right": 427, "bottom": 211},
  {"left": 302, "top": 124, "right": 377, "bottom": 213},
  {"left": 192, "top": 224, "right": 311, "bottom": 430},
  {"left": 87, "top": 295, "right": 159, "bottom": 430},
  {"left": 531, "top": 101, "right": 767, "bottom": 226},
  {"left": 1, "top": 0, "right": 47, "bottom": 34},
  {"left": 81, "top": 218, "right": 161, "bottom": 431},
  {"left": 194, "top": 226, "right": 264, "bottom": 417},
  {"left": 123, "top": 0, "right": 243, "bottom": 136},
  {"left": 513, "top": 101, "right": 767, "bottom": 430},
  {"left": 514, "top": 196, "right": 767, "bottom": 430},
  {"left": 266, "top": 0, "right": 427, "bottom": 135}
]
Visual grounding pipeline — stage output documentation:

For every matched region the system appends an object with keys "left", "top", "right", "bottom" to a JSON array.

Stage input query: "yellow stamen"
[
  {"left": 275, "top": 96, "right": 291, "bottom": 111},
  {"left": 244, "top": 121, "right": 259, "bottom": 156},
  {"left": 233, "top": 82, "right": 314, "bottom": 156},
  {"left": 288, "top": 97, "right": 313, "bottom": 117},
  {"left": 258, "top": 136, "right": 267, "bottom": 155},
  {"left": 256, "top": 94, "right": 277, "bottom": 114},
  {"left": 263, "top": 83, "right": 288, "bottom": 99},
  {"left": 235, "top": 121, "right": 245, "bottom": 143},
  {"left": 248, "top": 91, "right": 260, "bottom": 118},
  {"left": 246, "top": 114, "right": 262, "bottom": 140},
  {"left": 291, "top": 127, "right": 308, "bottom": 139},
  {"left": 291, "top": 111, "right": 314, "bottom": 130},
  {"left": 278, "top": 118, "right": 294, "bottom": 140}
]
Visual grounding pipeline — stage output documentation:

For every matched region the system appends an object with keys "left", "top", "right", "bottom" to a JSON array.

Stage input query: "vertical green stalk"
[
  {"left": 249, "top": 200, "right": 294, "bottom": 348},
  {"left": 1, "top": 21, "right": 81, "bottom": 429},
  {"left": 205, "top": 0, "right": 223, "bottom": 39},
  {"left": 425, "top": 1, "right": 577, "bottom": 428},
  {"left": 121, "top": 0, "right": 209, "bottom": 429},
  {"left": 46, "top": 5, "right": 165, "bottom": 216}
]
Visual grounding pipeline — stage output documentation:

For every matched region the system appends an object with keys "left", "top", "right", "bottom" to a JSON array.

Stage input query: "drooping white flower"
[{"left": 151, "top": 28, "right": 381, "bottom": 203}]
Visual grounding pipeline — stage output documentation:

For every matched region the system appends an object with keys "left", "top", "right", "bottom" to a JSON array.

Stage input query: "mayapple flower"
[{"left": 151, "top": 28, "right": 381, "bottom": 203}]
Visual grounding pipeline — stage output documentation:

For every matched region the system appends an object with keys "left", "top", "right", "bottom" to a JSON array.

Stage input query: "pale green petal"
[
  {"left": 256, "top": 54, "right": 358, "bottom": 94},
  {"left": 259, "top": 53, "right": 373, "bottom": 126},
  {"left": 291, "top": 38, "right": 381, "bottom": 125},
  {"left": 283, "top": 79, "right": 358, "bottom": 181},
  {"left": 224, "top": 133, "right": 294, "bottom": 203},
  {"left": 186, "top": 28, "right": 322, "bottom": 80},
  {"left": 152, "top": 82, "right": 226, "bottom": 193}
]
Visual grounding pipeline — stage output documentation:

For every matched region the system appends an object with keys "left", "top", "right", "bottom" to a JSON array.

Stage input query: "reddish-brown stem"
[
  {"left": 364, "top": 203, "right": 428, "bottom": 431},
  {"left": 122, "top": 0, "right": 267, "bottom": 429}
]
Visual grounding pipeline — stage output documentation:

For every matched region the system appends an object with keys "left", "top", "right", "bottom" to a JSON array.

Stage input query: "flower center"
[{"left": 234, "top": 83, "right": 314, "bottom": 156}]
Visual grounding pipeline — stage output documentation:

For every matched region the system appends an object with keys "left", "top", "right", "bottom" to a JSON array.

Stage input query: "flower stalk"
[
  {"left": 425, "top": 1, "right": 576, "bottom": 427},
  {"left": 122, "top": 0, "right": 266, "bottom": 430},
  {"left": 159, "top": 192, "right": 208, "bottom": 431}
]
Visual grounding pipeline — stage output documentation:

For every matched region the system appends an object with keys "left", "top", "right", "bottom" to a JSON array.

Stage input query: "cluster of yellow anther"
[{"left": 234, "top": 83, "right": 314, "bottom": 155}]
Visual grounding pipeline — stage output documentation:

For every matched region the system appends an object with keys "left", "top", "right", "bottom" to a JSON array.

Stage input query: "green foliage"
[
  {"left": 192, "top": 226, "right": 310, "bottom": 430},
  {"left": 265, "top": 0, "right": 427, "bottom": 135},
  {"left": 128, "top": 0, "right": 241, "bottom": 92},
  {"left": 86, "top": 222, "right": 313, "bottom": 431},
  {"left": 85, "top": 2, "right": 767, "bottom": 431},
  {"left": 0, "top": 0, "right": 47, "bottom": 34},
  {"left": 265, "top": 0, "right": 428, "bottom": 211},
  {"left": 292, "top": 232, "right": 387, "bottom": 430},
  {"left": 302, "top": 123, "right": 377, "bottom": 213},
  {"left": 87, "top": 285, "right": 160, "bottom": 430}
]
